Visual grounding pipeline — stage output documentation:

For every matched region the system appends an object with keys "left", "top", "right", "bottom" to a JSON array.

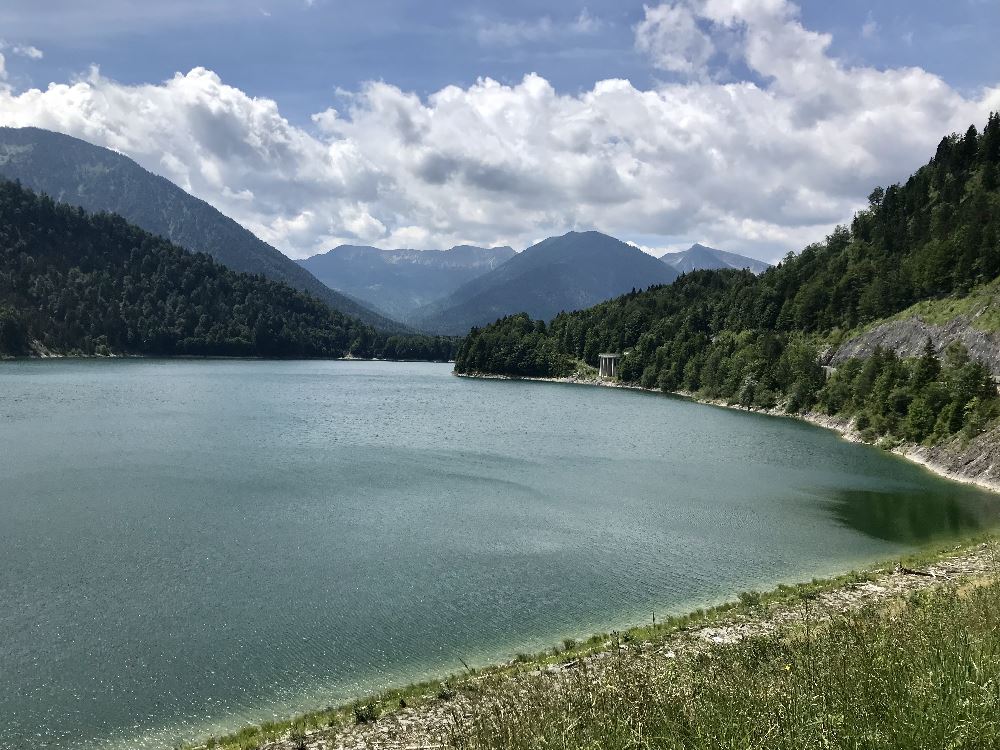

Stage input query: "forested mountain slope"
[
  {"left": 412, "top": 231, "right": 679, "bottom": 335},
  {"left": 456, "top": 117, "right": 1000, "bottom": 447},
  {"left": 0, "top": 127, "right": 403, "bottom": 331},
  {"left": 0, "top": 180, "right": 454, "bottom": 360}
]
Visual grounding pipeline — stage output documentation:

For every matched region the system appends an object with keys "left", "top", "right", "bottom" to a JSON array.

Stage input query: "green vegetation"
[
  {"left": 411, "top": 230, "right": 679, "bottom": 336},
  {"left": 455, "top": 116, "right": 1000, "bottom": 444},
  {"left": 454, "top": 575, "right": 1000, "bottom": 750},
  {"left": 0, "top": 126, "right": 403, "bottom": 330},
  {"left": 869, "top": 274, "right": 1000, "bottom": 333},
  {"left": 0, "top": 179, "right": 457, "bottom": 360},
  {"left": 458, "top": 313, "right": 577, "bottom": 377},
  {"left": 820, "top": 341, "right": 998, "bottom": 445}
]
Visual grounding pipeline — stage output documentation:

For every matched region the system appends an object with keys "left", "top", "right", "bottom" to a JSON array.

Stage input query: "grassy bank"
[
  {"left": 186, "top": 535, "right": 999, "bottom": 750},
  {"left": 869, "top": 276, "right": 1000, "bottom": 334},
  {"left": 455, "top": 571, "right": 1000, "bottom": 750}
]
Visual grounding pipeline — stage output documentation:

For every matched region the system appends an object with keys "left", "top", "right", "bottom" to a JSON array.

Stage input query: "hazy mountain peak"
[
  {"left": 297, "top": 243, "right": 517, "bottom": 322},
  {"left": 661, "top": 243, "right": 771, "bottom": 275}
]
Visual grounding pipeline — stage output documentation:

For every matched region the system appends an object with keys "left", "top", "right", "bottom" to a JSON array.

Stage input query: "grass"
[
  {"left": 890, "top": 276, "right": 1000, "bottom": 332},
  {"left": 837, "top": 276, "right": 1000, "bottom": 343},
  {"left": 183, "top": 535, "right": 999, "bottom": 750},
  {"left": 453, "top": 575, "right": 1000, "bottom": 750}
]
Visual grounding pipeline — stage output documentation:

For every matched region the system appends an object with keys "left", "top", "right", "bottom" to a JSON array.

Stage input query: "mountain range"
[
  {"left": 297, "top": 244, "right": 515, "bottom": 322},
  {"left": 408, "top": 231, "right": 680, "bottom": 335},
  {"left": 298, "top": 236, "right": 771, "bottom": 335},
  {"left": 0, "top": 126, "right": 772, "bottom": 339},
  {"left": 0, "top": 127, "right": 401, "bottom": 331}
]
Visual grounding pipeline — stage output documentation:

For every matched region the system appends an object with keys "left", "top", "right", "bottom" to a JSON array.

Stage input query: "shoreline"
[
  {"left": 190, "top": 535, "right": 1000, "bottom": 750},
  {"left": 180, "top": 371, "right": 1000, "bottom": 750},
  {"left": 455, "top": 371, "right": 1000, "bottom": 494}
]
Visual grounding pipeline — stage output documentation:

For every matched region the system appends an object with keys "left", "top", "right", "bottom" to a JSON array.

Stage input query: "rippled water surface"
[{"left": 1, "top": 359, "right": 997, "bottom": 749}]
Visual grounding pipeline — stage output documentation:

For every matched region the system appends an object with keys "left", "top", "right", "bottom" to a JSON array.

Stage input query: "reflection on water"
[{"left": 831, "top": 487, "right": 998, "bottom": 544}]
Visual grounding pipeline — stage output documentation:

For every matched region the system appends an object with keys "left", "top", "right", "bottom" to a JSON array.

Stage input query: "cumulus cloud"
[{"left": 0, "top": 0, "right": 998, "bottom": 262}]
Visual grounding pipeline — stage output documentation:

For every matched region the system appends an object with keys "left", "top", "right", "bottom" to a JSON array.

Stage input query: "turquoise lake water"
[{"left": 1, "top": 359, "right": 997, "bottom": 749}]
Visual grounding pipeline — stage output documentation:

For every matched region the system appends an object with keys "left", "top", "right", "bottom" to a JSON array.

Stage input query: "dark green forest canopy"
[
  {"left": 0, "top": 179, "right": 457, "bottom": 360},
  {"left": 455, "top": 117, "right": 1000, "bottom": 444}
]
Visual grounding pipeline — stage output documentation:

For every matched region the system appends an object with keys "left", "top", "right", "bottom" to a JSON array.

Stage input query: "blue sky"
[
  {"left": 1, "top": 1, "right": 999, "bottom": 260},
  {"left": 6, "top": 1, "right": 998, "bottom": 121}
]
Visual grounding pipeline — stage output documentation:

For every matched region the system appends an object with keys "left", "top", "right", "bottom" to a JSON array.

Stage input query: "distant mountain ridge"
[
  {"left": 661, "top": 243, "right": 771, "bottom": 274},
  {"left": 0, "top": 126, "right": 403, "bottom": 331},
  {"left": 297, "top": 243, "right": 515, "bottom": 322},
  {"left": 410, "top": 231, "right": 680, "bottom": 335}
]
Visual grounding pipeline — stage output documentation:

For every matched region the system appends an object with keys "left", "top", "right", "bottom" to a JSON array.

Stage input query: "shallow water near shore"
[{"left": 1, "top": 359, "right": 997, "bottom": 749}]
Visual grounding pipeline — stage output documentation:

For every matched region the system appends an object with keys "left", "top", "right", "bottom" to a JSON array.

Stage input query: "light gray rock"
[{"left": 829, "top": 315, "right": 1000, "bottom": 376}]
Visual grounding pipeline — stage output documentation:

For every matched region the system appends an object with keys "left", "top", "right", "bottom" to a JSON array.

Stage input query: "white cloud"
[
  {"left": 475, "top": 10, "right": 603, "bottom": 47},
  {"left": 11, "top": 43, "right": 43, "bottom": 59},
  {"left": 0, "top": 40, "right": 44, "bottom": 64},
  {"left": 862, "top": 11, "right": 878, "bottom": 40},
  {"left": 572, "top": 8, "right": 603, "bottom": 34},
  {"left": 0, "top": 0, "right": 998, "bottom": 263},
  {"left": 635, "top": 2, "right": 715, "bottom": 76}
]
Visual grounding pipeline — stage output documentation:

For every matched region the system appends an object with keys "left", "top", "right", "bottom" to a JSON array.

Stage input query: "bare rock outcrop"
[
  {"left": 829, "top": 315, "right": 1000, "bottom": 376},
  {"left": 899, "top": 423, "right": 1000, "bottom": 493}
]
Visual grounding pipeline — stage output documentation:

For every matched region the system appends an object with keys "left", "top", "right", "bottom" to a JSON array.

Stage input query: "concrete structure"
[{"left": 598, "top": 353, "right": 621, "bottom": 379}]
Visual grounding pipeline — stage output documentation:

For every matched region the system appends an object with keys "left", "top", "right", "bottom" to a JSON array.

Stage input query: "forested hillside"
[
  {"left": 0, "top": 180, "right": 455, "bottom": 360},
  {"left": 0, "top": 127, "right": 404, "bottom": 331},
  {"left": 412, "top": 231, "right": 679, "bottom": 334},
  {"left": 456, "top": 117, "right": 1000, "bottom": 445}
]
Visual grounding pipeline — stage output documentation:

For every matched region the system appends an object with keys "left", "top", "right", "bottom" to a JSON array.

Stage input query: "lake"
[{"left": 1, "top": 359, "right": 997, "bottom": 749}]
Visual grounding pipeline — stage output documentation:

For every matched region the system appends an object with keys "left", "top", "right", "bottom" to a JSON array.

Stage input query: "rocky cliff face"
[
  {"left": 900, "top": 423, "right": 1000, "bottom": 493},
  {"left": 829, "top": 315, "right": 1000, "bottom": 377}
]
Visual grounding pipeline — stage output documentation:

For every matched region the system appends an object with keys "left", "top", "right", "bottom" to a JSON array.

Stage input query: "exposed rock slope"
[{"left": 829, "top": 315, "right": 1000, "bottom": 376}]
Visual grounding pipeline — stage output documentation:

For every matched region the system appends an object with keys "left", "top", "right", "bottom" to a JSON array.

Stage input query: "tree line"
[
  {"left": 456, "top": 116, "right": 1000, "bottom": 445},
  {"left": 0, "top": 179, "right": 458, "bottom": 360}
]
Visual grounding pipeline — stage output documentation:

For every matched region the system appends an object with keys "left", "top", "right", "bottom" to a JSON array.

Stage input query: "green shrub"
[{"left": 353, "top": 703, "right": 379, "bottom": 724}]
